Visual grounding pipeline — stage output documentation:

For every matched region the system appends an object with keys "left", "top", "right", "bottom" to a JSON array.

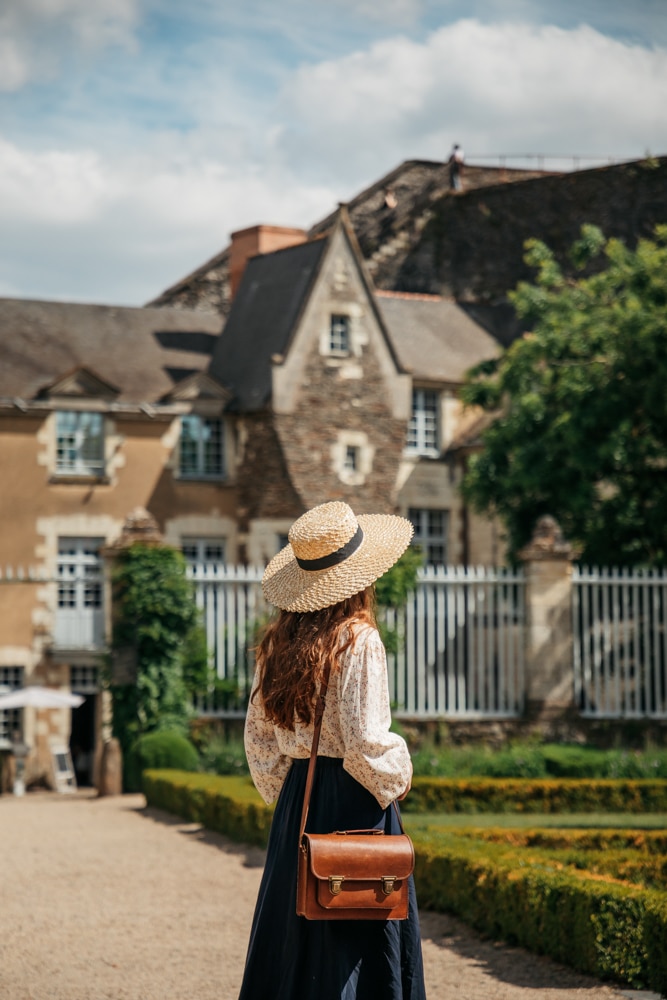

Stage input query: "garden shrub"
[
  {"left": 126, "top": 731, "right": 199, "bottom": 792},
  {"left": 198, "top": 736, "right": 249, "bottom": 776},
  {"left": 408, "top": 742, "right": 667, "bottom": 780},
  {"left": 143, "top": 770, "right": 273, "bottom": 846},
  {"left": 142, "top": 768, "right": 667, "bottom": 993},
  {"left": 403, "top": 777, "right": 667, "bottom": 814},
  {"left": 109, "top": 543, "right": 203, "bottom": 787},
  {"left": 413, "top": 829, "right": 666, "bottom": 990},
  {"left": 445, "top": 827, "right": 667, "bottom": 891}
]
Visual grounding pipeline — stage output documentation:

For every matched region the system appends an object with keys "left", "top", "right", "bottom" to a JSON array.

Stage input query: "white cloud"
[
  {"left": 278, "top": 19, "right": 667, "bottom": 177},
  {"left": 0, "top": 0, "right": 141, "bottom": 91},
  {"left": 0, "top": 135, "right": 336, "bottom": 303},
  {"left": 1, "top": 15, "right": 665, "bottom": 305},
  {"left": 0, "top": 139, "right": 115, "bottom": 222}
]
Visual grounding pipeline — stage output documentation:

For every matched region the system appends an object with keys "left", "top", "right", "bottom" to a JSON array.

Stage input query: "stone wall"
[
  {"left": 235, "top": 411, "right": 304, "bottom": 528},
  {"left": 386, "top": 158, "right": 667, "bottom": 310}
]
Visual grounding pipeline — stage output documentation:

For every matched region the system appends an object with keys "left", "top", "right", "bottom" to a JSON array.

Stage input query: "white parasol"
[{"left": 0, "top": 686, "right": 84, "bottom": 709}]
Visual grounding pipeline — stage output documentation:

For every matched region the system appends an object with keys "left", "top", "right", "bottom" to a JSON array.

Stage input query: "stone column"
[{"left": 519, "top": 516, "right": 578, "bottom": 720}]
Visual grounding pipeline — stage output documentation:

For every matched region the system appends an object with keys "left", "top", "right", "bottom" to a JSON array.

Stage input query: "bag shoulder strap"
[
  {"left": 298, "top": 659, "right": 332, "bottom": 843},
  {"left": 297, "top": 658, "right": 405, "bottom": 842}
]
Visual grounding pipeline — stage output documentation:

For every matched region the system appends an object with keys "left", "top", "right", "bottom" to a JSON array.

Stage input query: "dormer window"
[
  {"left": 329, "top": 314, "right": 350, "bottom": 355},
  {"left": 179, "top": 415, "right": 224, "bottom": 478},
  {"left": 407, "top": 389, "right": 439, "bottom": 456},
  {"left": 55, "top": 411, "right": 105, "bottom": 476}
]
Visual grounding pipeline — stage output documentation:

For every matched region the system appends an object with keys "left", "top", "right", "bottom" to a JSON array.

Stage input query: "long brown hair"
[{"left": 252, "top": 587, "right": 377, "bottom": 730}]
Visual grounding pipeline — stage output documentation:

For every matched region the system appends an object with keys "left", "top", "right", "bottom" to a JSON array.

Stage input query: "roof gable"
[
  {"left": 37, "top": 366, "right": 121, "bottom": 400},
  {"left": 161, "top": 370, "right": 231, "bottom": 404}
]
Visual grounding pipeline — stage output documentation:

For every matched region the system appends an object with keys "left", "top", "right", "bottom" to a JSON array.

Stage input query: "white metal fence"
[
  {"left": 188, "top": 564, "right": 266, "bottom": 716},
  {"left": 384, "top": 566, "right": 525, "bottom": 719},
  {"left": 12, "top": 559, "right": 667, "bottom": 721},
  {"left": 573, "top": 566, "right": 667, "bottom": 718},
  {"left": 187, "top": 564, "right": 526, "bottom": 719}
]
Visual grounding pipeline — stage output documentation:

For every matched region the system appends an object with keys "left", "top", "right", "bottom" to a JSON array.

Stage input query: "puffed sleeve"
[
  {"left": 337, "top": 626, "right": 412, "bottom": 809},
  {"left": 244, "top": 672, "right": 293, "bottom": 804}
]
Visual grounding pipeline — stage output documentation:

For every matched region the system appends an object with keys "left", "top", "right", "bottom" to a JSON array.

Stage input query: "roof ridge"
[{"left": 375, "top": 289, "right": 445, "bottom": 302}]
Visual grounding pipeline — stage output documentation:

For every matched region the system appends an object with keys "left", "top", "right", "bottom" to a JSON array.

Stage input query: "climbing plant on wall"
[{"left": 109, "top": 544, "right": 204, "bottom": 775}]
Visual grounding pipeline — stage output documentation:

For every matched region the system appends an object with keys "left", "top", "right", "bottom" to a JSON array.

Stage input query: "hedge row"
[
  {"left": 404, "top": 776, "right": 667, "bottom": 813},
  {"left": 462, "top": 828, "right": 667, "bottom": 852},
  {"left": 413, "top": 829, "right": 667, "bottom": 993},
  {"left": 143, "top": 771, "right": 667, "bottom": 994},
  {"left": 445, "top": 828, "right": 667, "bottom": 891},
  {"left": 143, "top": 770, "right": 274, "bottom": 846}
]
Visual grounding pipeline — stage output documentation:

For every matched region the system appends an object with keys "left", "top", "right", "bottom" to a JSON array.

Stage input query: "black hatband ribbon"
[{"left": 296, "top": 524, "right": 364, "bottom": 571}]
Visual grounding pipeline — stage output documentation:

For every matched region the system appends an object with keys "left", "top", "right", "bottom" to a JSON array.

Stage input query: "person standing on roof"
[{"left": 448, "top": 143, "right": 465, "bottom": 191}]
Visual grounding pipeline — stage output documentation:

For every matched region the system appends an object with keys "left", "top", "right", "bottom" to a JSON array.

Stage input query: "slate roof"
[
  {"left": 0, "top": 298, "right": 222, "bottom": 404},
  {"left": 208, "top": 237, "right": 328, "bottom": 411},
  {"left": 376, "top": 292, "right": 501, "bottom": 384},
  {"left": 148, "top": 159, "right": 549, "bottom": 316}
]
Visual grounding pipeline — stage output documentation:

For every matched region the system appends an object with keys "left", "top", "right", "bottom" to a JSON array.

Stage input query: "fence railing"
[
  {"left": 187, "top": 564, "right": 526, "bottom": 720},
  {"left": 6, "top": 559, "right": 667, "bottom": 721},
  {"left": 467, "top": 154, "right": 635, "bottom": 172},
  {"left": 573, "top": 566, "right": 667, "bottom": 719},
  {"left": 188, "top": 564, "right": 266, "bottom": 716}
]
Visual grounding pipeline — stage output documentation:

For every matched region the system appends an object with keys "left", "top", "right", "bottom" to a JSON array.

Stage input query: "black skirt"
[{"left": 238, "top": 757, "right": 427, "bottom": 1000}]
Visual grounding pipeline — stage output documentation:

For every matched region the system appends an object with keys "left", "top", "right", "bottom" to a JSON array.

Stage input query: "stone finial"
[
  {"left": 519, "top": 515, "right": 576, "bottom": 562},
  {"left": 105, "top": 507, "right": 163, "bottom": 553}
]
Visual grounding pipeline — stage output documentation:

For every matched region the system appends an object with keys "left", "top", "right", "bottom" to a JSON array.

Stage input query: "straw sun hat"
[{"left": 262, "top": 501, "right": 413, "bottom": 613}]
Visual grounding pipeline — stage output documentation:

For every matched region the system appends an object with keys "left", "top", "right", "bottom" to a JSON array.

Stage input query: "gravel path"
[{"left": 0, "top": 791, "right": 637, "bottom": 1000}]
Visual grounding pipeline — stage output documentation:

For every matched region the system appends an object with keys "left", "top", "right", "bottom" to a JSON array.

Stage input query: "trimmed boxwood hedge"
[
  {"left": 143, "top": 770, "right": 667, "bottom": 995},
  {"left": 403, "top": 776, "right": 667, "bottom": 814},
  {"left": 143, "top": 770, "right": 274, "bottom": 847},
  {"left": 412, "top": 829, "right": 667, "bottom": 992}
]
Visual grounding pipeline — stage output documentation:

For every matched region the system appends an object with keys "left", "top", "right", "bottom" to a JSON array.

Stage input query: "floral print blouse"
[{"left": 244, "top": 624, "right": 412, "bottom": 810}]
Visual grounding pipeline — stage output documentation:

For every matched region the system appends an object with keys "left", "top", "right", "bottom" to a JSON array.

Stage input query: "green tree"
[
  {"left": 109, "top": 544, "right": 202, "bottom": 772},
  {"left": 461, "top": 225, "right": 667, "bottom": 566}
]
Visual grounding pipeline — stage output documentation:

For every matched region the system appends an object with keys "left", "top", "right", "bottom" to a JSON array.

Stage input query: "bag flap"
[{"left": 305, "top": 833, "right": 414, "bottom": 881}]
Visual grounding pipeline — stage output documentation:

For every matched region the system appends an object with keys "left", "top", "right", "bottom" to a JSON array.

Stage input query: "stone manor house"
[{"left": 1, "top": 155, "right": 665, "bottom": 787}]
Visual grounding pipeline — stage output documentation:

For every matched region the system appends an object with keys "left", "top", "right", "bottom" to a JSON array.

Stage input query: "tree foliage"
[
  {"left": 109, "top": 544, "right": 203, "bottom": 771},
  {"left": 461, "top": 225, "right": 667, "bottom": 566},
  {"left": 375, "top": 546, "right": 423, "bottom": 654},
  {"left": 375, "top": 545, "right": 424, "bottom": 608}
]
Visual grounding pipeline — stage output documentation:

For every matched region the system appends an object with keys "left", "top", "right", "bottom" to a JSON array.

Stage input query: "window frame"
[
  {"left": 328, "top": 314, "right": 351, "bottom": 355},
  {"left": 408, "top": 507, "right": 449, "bottom": 565},
  {"left": 181, "top": 537, "right": 227, "bottom": 566},
  {"left": 55, "top": 410, "right": 106, "bottom": 477},
  {"left": 0, "top": 667, "right": 24, "bottom": 745},
  {"left": 179, "top": 414, "right": 225, "bottom": 480},
  {"left": 344, "top": 444, "right": 360, "bottom": 473},
  {"left": 406, "top": 388, "right": 440, "bottom": 457}
]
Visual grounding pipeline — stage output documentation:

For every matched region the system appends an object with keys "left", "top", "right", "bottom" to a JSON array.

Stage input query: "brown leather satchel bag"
[{"left": 296, "top": 660, "right": 414, "bottom": 921}]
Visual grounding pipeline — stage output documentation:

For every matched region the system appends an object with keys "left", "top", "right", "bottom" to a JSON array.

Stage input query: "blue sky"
[{"left": 0, "top": 0, "right": 665, "bottom": 306}]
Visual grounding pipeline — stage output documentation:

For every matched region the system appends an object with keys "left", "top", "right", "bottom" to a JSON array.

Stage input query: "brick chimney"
[{"left": 229, "top": 225, "right": 308, "bottom": 299}]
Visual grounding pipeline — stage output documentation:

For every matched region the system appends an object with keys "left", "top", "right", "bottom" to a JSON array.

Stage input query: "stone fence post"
[{"left": 519, "top": 516, "right": 579, "bottom": 721}]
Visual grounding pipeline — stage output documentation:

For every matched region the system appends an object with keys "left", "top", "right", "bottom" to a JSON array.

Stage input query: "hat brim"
[{"left": 262, "top": 514, "right": 414, "bottom": 612}]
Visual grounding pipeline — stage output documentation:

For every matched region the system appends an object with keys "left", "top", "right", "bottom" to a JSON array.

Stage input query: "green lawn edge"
[{"left": 143, "top": 770, "right": 667, "bottom": 994}]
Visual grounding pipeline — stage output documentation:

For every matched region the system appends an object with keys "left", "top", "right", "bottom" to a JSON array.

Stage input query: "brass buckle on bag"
[
  {"left": 381, "top": 876, "right": 397, "bottom": 896},
  {"left": 328, "top": 876, "right": 344, "bottom": 895}
]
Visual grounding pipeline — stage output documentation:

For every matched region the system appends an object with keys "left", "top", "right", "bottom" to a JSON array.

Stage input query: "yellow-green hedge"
[
  {"left": 412, "top": 828, "right": 667, "bottom": 991},
  {"left": 462, "top": 828, "right": 667, "bottom": 852},
  {"left": 404, "top": 776, "right": 667, "bottom": 813},
  {"left": 143, "top": 770, "right": 667, "bottom": 994},
  {"left": 143, "top": 770, "right": 274, "bottom": 846}
]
